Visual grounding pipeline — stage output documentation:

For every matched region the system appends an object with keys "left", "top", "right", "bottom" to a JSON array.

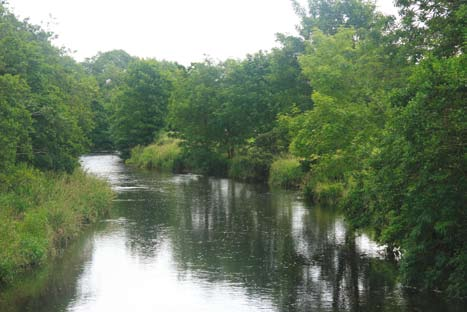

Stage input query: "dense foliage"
[
  {"left": 0, "top": 3, "right": 113, "bottom": 285},
  {"left": 0, "top": 0, "right": 465, "bottom": 297},
  {"left": 110, "top": 60, "right": 172, "bottom": 158},
  {"left": 83, "top": 50, "right": 134, "bottom": 151},
  {"left": 344, "top": 55, "right": 467, "bottom": 296},
  {"left": 288, "top": 0, "right": 466, "bottom": 297}
]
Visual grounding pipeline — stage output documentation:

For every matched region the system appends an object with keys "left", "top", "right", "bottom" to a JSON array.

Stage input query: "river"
[{"left": 0, "top": 154, "right": 463, "bottom": 311}]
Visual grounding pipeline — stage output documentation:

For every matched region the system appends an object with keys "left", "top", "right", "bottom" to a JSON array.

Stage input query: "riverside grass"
[
  {"left": 0, "top": 166, "right": 113, "bottom": 285},
  {"left": 127, "top": 135, "right": 182, "bottom": 171},
  {"left": 268, "top": 157, "right": 304, "bottom": 189}
]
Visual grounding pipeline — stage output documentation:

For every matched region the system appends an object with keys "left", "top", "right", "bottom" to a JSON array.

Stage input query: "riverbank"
[
  {"left": 0, "top": 166, "right": 113, "bottom": 286},
  {"left": 126, "top": 136, "right": 305, "bottom": 189}
]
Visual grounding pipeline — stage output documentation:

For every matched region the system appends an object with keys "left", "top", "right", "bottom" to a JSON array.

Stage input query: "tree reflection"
[
  {"left": 0, "top": 223, "right": 105, "bottom": 312},
  {"left": 2, "top": 160, "right": 462, "bottom": 312},
  {"left": 117, "top": 174, "right": 406, "bottom": 311}
]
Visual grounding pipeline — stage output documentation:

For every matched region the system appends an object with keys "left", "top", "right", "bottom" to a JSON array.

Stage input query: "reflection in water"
[
  {"left": 0, "top": 223, "right": 102, "bottom": 312},
  {"left": 0, "top": 155, "right": 463, "bottom": 312}
]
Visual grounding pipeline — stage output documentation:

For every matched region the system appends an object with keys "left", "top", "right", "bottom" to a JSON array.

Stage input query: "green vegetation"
[
  {"left": 1, "top": 0, "right": 465, "bottom": 298},
  {"left": 110, "top": 60, "right": 173, "bottom": 158},
  {"left": 0, "top": 167, "right": 113, "bottom": 284},
  {"left": 268, "top": 157, "right": 304, "bottom": 189},
  {"left": 228, "top": 151, "right": 271, "bottom": 182},
  {"left": 0, "top": 4, "right": 101, "bottom": 172},
  {"left": 126, "top": 135, "right": 182, "bottom": 171},
  {"left": 343, "top": 55, "right": 467, "bottom": 297},
  {"left": 0, "top": 4, "right": 113, "bottom": 286}
]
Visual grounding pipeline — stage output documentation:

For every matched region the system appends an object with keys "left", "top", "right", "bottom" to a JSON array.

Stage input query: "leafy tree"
[
  {"left": 281, "top": 24, "right": 398, "bottom": 199},
  {"left": 269, "top": 34, "right": 313, "bottom": 113},
  {"left": 169, "top": 51, "right": 310, "bottom": 164},
  {"left": 83, "top": 49, "right": 133, "bottom": 86},
  {"left": 220, "top": 54, "right": 276, "bottom": 157},
  {"left": 111, "top": 59, "right": 172, "bottom": 158},
  {"left": 169, "top": 61, "right": 224, "bottom": 149},
  {"left": 250, "top": 35, "right": 313, "bottom": 156},
  {"left": 0, "top": 3, "right": 96, "bottom": 172},
  {"left": 0, "top": 74, "right": 31, "bottom": 173},
  {"left": 395, "top": 0, "right": 467, "bottom": 59},
  {"left": 83, "top": 50, "right": 136, "bottom": 151},
  {"left": 344, "top": 55, "right": 467, "bottom": 297},
  {"left": 291, "top": 0, "right": 389, "bottom": 38},
  {"left": 88, "top": 99, "right": 113, "bottom": 151}
]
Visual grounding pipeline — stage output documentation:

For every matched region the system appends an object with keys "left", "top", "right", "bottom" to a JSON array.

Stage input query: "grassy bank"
[
  {"left": 268, "top": 157, "right": 304, "bottom": 189},
  {"left": 126, "top": 135, "right": 182, "bottom": 171},
  {"left": 127, "top": 138, "right": 340, "bottom": 202},
  {"left": 0, "top": 166, "right": 113, "bottom": 285}
]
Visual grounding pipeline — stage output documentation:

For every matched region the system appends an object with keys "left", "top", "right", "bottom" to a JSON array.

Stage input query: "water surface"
[{"left": 0, "top": 154, "right": 463, "bottom": 311}]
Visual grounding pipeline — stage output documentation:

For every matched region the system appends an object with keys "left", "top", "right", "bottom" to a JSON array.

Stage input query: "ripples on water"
[{"left": 0, "top": 154, "right": 463, "bottom": 312}]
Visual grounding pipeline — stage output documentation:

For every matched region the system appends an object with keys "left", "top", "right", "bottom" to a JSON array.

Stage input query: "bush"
[
  {"left": 268, "top": 157, "right": 304, "bottom": 189},
  {"left": 179, "top": 146, "right": 229, "bottom": 176}
]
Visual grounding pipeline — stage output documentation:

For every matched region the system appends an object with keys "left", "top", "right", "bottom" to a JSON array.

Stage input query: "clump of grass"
[
  {"left": 0, "top": 166, "right": 113, "bottom": 285},
  {"left": 268, "top": 157, "right": 304, "bottom": 189},
  {"left": 302, "top": 174, "right": 344, "bottom": 205},
  {"left": 127, "top": 135, "right": 182, "bottom": 171},
  {"left": 313, "top": 181, "right": 344, "bottom": 204}
]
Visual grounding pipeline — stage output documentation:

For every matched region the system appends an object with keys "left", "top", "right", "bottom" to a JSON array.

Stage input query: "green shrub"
[
  {"left": 179, "top": 147, "right": 229, "bottom": 176},
  {"left": 268, "top": 157, "right": 304, "bottom": 189}
]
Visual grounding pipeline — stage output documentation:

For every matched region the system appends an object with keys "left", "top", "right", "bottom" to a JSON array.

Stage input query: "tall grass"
[
  {"left": 303, "top": 177, "right": 345, "bottom": 205},
  {"left": 127, "top": 135, "right": 182, "bottom": 171},
  {"left": 268, "top": 157, "right": 304, "bottom": 189},
  {"left": 301, "top": 153, "right": 348, "bottom": 204},
  {"left": 0, "top": 166, "right": 113, "bottom": 285}
]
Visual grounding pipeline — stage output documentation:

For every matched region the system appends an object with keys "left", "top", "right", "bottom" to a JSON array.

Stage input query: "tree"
[
  {"left": 0, "top": 3, "right": 97, "bottom": 172},
  {"left": 83, "top": 49, "right": 133, "bottom": 84},
  {"left": 169, "top": 61, "right": 223, "bottom": 148},
  {"left": 344, "top": 55, "right": 467, "bottom": 297},
  {"left": 280, "top": 24, "right": 397, "bottom": 199},
  {"left": 220, "top": 53, "right": 275, "bottom": 157},
  {"left": 395, "top": 0, "right": 467, "bottom": 59},
  {"left": 0, "top": 74, "right": 31, "bottom": 173},
  {"left": 83, "top": 50, "right": 136, "bottom": 151},
  {"left": 291, "top": 0, "right": 389, "bottom": 38},
  {"left": 111, "top": 59, "right": 172, "bottom": 158},
  {"left": 269, "top": 34, "right": 313, "bottom": 113}
]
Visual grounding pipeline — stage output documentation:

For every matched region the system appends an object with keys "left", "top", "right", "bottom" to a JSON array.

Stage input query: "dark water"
[{"left": 0, "top": 155, "right": 464, "bottom": 312}]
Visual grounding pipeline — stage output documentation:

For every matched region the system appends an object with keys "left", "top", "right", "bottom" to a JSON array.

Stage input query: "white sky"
[{"left": 6, "top": 0, "right": 398, "bottom": 65}]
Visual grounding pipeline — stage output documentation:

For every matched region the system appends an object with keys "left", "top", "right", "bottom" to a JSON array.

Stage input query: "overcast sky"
[{"left": 6, "top": 0, "right": 398, "bottom": 65}]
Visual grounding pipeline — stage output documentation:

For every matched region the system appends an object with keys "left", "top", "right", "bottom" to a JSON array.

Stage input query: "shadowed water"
[{"left": 0, "top": 154, "right": 463, "bottom": 312}]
